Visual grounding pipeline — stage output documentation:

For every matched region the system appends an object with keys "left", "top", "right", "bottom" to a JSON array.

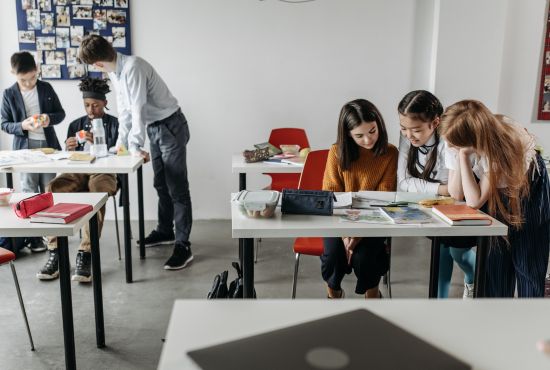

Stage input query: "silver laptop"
[{"left": 187, "top": 309, "right": 471, "bottom": 370}]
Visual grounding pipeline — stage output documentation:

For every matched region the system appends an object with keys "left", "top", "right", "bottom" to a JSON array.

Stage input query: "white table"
[
  {"left": 231, "top": 197, "right": 508, "bottom": 298},
  {"left": 231, "top": 153, "right": 303, "bottom": 191},
  {"left": 158, "top": 299, "right": 550, "bottom": 370},
  {"left": 1, "top": 192, "right": 108, "bottom": 370},
  {"left": 0, "top": 154, "right": 145, "bottom": 283}
]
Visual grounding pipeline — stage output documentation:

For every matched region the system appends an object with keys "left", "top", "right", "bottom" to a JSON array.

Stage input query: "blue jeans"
[
  {"left": 438, "top": 245, "right": 476, "bottom": 298},
  {"left": 20, "top": 139, "right": 55, "bottom": 193}
]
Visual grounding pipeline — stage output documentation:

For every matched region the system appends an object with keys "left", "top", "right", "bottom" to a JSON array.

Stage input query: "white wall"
[{"left": 1, "top": 0, "right": 549, "bottom": 220}]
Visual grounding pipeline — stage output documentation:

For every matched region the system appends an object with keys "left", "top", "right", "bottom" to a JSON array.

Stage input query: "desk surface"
[
  {"left": 231, "top": 196, "right": 508, "bottom": 238},
  {"left": 158, "top": 299, "right": 550, "bottom": 370},
  {"left": 0, "top": 192, "right": 108, "bottom": 237},
  {"left": 0, "top": 154, "right": 143, "bottom": 174},
  {"left": 232, "top": 153, "right": 303, "bottom": 174}
]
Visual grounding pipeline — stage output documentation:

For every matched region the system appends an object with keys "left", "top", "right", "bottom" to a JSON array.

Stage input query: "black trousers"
[
  {"left": 147, "top": 110, "right": 193, "bottom": 247},
  {"left": 321, "top": 237, "right": 388, "bottom": 294}
]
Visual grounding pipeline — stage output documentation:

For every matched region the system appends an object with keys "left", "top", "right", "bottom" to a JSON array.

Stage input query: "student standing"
[
  {"left": 440, "top": 100, "right": 550, "bottom": 297},
  {"left": 322, "top": 99, "right": 397, "bottom": 299},
  {"left": 78, "top": 35, "right": 193, "bottom": 270},
  {"left": 397, "top": 90, "right": 476, "bottom": 298},
  {"left": 1, "top": 51, "right": 65, "bottom": 252},
  {"left": 37, "top": 77, "right": 118, "bottom": 281}
]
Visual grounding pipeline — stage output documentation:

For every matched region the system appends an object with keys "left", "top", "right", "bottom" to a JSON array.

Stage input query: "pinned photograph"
[
  {"left": 40, "top": 13, "right": 55, "bottom": 34},
  {"left": 70, "top": 25, "right": 84, "bottom": 46},
  {"left": 18, "top": 30, "right": 36, "bottom": 43},
  {"left": 114, "top": 0, "right": 128, "bottom": 8},
  {"left": 68, "top": 64, "right": 87, "bottom": 79},
  {"left": 36, "top": 36, "right": 56, "bottom": 50},
  {"left": 66, "top": 47, "right": 79, "bottom": 65},
  {"left": 41, "top": 64, "right": 61, "bottom": 79},
  {"left": 56, "top": 6, "right": 70, "bottom": 26},
  {"left": 112, "top": 27, "right": 126, "bottom": 47},
  {"left": 54, "top": 0, "right": 68, "bottom": 5},
  {"left": 45, "top": 50, "right": 66, "bottom": 65},
  {"left": 105, "top": 36, "right": 113, "bottom": 44},
  {"left": 80, "top": 0, "right": 94, "bottom": 4},
  {"left": 73, "top": 5, "right": 92, "bottom": 19},
  {"left": 546, "top": 51, "right": 550, "bottom": 65},
  {"left": 543, "top": 98, "right": 550, "bottom": 113},
  {"left": 27, "top": 9, "right": 41, "bottom": 30},
  {"left": 107, "top": 9, "right": 126, "bottom": 24},
  {"left": 39, "top": 0, "right": 51, "bottom": 11},
  {"left": 31, "top": 50, "right": 43, "bottom": 65},
  {"left": 93, "top": 9, "right": 107, "bottom": 30},
  {"left": 56, "top": 27, "right": 70, "bottom": 48},
  {"left": 94, "top": 0, "right": 113, "bottom": 5},
  {"left": 22, "top": 0, "right": 35, "bottom": 10},
  {"left": 544, "top": 75, "right": 550, "bottom": 93}
]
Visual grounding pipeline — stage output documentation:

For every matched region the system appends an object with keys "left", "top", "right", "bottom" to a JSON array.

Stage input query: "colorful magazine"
[{"left": 379, "top": 206, "right": 432, "bottom": 224}]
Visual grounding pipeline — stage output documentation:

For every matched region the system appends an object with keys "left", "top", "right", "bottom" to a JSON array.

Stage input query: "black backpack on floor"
[{"left": 207, "top": 262, "right": 256, "bottom": 299}]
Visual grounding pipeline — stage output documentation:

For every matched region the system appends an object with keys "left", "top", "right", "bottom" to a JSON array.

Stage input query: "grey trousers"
[
  {"left": 21, "top": 139, "right": 55, "bottom": 193},
  {"left": 147, "top": 110, "right": 193, "bottom": 247}
]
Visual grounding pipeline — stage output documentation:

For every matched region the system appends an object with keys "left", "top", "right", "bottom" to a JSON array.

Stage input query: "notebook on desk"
[{"left": 187, "top": 309, "right": 471, "bottom": 370}]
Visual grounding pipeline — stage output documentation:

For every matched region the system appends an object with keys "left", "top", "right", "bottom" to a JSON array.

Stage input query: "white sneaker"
[{"left": 463, "top": 283, "right": 474, "bottom": 299}]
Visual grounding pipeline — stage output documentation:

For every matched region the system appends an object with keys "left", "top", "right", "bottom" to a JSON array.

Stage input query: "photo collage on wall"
[
  {"left": 538, "top": 2, "right": 550, "bottom": 120},
  {"left": 16, "top": 0, "right": 131, "bottom": 80}
]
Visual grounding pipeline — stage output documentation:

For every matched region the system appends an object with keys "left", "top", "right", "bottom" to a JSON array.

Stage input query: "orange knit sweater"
[{"left": 322, "top": 143, "right": 398, "bottom": 192}]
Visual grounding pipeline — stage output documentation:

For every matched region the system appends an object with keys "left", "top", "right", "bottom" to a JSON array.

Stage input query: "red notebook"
[
  {"left": 29, "top": 203, "right": 93, "bottom": 224},
  {"left": 432, "top": 204, "right": 492, "bottom": 226}
]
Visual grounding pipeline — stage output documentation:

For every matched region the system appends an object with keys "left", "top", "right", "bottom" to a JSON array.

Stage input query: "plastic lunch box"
[{"left": 234, "top": 190, "right": 280, "bottom": 218}]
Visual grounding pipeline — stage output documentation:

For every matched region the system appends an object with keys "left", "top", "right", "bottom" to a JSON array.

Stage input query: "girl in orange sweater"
[{"left": 322, "top": 99, "right": 398, "bottom": 299}]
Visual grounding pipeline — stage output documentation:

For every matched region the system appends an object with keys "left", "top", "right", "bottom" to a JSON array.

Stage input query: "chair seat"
[
  {"left": 0, "top": 247, "right": 16, "bottom": 264},
  {"left": 293, "top": 237, "right": 324, "bottom": 256}
]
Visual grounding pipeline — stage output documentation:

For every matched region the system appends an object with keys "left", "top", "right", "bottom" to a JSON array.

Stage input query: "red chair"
[
  {"left": 0, "top": 247, "right": 34, "bottom": 350},
  {"left": 290, "top": 150, "right": 392, "bottom": 298},
  {"left": 265, "top": 128, "right": 310, "bottom": 191}
]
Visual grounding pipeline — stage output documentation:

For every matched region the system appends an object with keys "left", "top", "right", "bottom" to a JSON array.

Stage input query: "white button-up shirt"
[{"left": 109, "top": 52, "right": 180, "bottom": 153}]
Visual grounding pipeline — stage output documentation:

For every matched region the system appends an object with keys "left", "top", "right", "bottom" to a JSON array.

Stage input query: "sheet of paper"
[{"left": 334, "top": 192, "right": 352, "bottom": 208}]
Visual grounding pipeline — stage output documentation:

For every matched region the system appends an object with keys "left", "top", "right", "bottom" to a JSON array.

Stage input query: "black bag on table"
[{"left": 281, "top": 189, "right": 335, "bottom": 216}]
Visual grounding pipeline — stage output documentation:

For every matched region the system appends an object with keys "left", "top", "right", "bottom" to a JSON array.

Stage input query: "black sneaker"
[
  {"left": 138, "top": 230, "right": 175, "bottom": 248},
  {"left": 28, "top": 237, "right": 47, "bottom": 253},
  {"left": 36, "top": 250, "right": 59, "bottom": 280},
  {"left": 164, "top": 243, "right": 193, "bottom": 270},
  {"left": 72, "top": 251, "right": 91, "bottom": 283}
]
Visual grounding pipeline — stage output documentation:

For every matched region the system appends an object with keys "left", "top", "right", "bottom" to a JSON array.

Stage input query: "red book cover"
[
  {"left": 432, "top": 204, "right": 492, "bottom": 226},
  {"left": 30, "top": 203, "right": 93, "bottom": 224}
]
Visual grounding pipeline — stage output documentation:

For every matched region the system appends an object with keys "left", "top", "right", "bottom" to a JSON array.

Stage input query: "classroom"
[{"left": 1, "top": 0, "right": 550, "bottom": 369}]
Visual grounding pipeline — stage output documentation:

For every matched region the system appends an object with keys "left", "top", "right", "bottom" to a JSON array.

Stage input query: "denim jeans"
[{"left": 21, "top": 139, "right": 55, "bottom": 193}]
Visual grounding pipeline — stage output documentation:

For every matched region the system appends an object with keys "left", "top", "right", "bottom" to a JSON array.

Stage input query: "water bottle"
[{"left": 90, "top": 118, "right": 108, "bottom": 157}]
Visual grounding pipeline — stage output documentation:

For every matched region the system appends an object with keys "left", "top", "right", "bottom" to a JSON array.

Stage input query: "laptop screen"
[{"left": 187, "top": 308, "right": 471, "bottom": 370}]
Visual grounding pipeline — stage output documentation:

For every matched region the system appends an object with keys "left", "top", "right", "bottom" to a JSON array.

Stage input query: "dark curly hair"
[{"left": 79, "top": 77, "right": 110, "bottom": 100}]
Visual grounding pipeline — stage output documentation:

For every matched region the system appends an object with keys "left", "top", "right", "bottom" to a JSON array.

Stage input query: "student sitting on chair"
[
  {"left": 322, "top": 99, "right": 398, "bottom": 299},
  {"left": 37, "top": 77, "right": 119, "bottom": 282}
]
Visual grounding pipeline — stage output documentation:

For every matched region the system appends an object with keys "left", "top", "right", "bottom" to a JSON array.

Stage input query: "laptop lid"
[{"left": 187, "top": 309, "right": 471, "bottom": 370}]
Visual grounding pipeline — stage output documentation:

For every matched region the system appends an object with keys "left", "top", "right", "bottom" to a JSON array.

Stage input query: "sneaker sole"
[
  {"left": 72, "top": 275, "right": 92, "bottom": 283},
  {"left": 30, "top": 247, "right": 48, "bottom": 253},
  {"left": 37, "top": 271, "right": 59, "bottom": 280},
  {"left": 137, "top": 240, "right": 175, "bottom": 248},
  {"left": 164, "top": 255, "right": 194, "bottom": 270}
]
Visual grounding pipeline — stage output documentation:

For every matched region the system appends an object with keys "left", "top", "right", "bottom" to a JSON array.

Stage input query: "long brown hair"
[
  {"left": 336, "top": 99, "right": 389, "bottom": 171},
  {"left": 398, "top": 90, "right": 444, "bottom": 182},
  {"left": 440, "top": 100, "right": 529, "bottom": 227}
]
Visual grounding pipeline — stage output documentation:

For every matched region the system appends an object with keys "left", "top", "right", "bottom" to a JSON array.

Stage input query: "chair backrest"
[
  {"left": 268, "top": 128, "right": 310, "bottom": 150},
  {"left": 298, "top": 149, "right": 329, "bottom": 190}
]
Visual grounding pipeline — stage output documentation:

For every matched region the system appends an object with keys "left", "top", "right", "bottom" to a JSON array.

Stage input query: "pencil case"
[
  {"left": 13, "top": 192, "right": 54, "bottom": 218},
  {"left": 281, "top": 189, "right": 335, "bottom": 216}
]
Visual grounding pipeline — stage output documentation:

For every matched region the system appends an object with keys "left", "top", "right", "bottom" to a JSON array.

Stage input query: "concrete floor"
[{"left": 0, "top": 220, "right": 467, "bottom": 370}]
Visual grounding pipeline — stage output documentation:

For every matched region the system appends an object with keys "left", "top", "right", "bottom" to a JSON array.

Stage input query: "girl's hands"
[{"left": 342, "top": 237, "right": 362, "bottom": 265}]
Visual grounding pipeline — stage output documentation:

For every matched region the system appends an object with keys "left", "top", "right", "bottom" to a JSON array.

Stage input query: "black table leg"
[
  {"left": 89, "top": 214, "right": 105, "bottom": 348},
  {"left": 242, "top": 238, "right": 254, "bottom": 298},
  {"left": 428, "top": 237, "right": 441, "bottom": 298},
  {"left": 121, "top": 174, "right": 132, "bottom": 283},
  {"left": 58, "top": 236, "right": 76, "bottom": 370},
  {"left": 6, "top": 173, "right": 13, "bottom": 188},
  {"left": 474, "top": 236, "right": 488, "bottom": 298},
  {"left": 238, "top": 173, "right": 246, "bottom": 266},
  {"left": 137, "top": 167, "right": 145, "bottom": 259}
]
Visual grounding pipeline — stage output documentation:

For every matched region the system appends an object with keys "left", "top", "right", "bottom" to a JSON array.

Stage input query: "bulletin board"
[
  {"left": 538, "top": 1, "right": 550, "bottom": 120},
  {"left": 15, "top": 0, "right": 132, "bottom": 80}
]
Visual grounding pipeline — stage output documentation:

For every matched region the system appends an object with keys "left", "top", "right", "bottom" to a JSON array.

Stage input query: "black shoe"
[
  {"left": 72, "top": 251, "right": 91, "bottom": 283},
  {"left": 138, "top": 230, "right": 175, "bottom": 248},
  {"left": 164, "top": 243, "right": 193, "bottom": 270},
  {"left": 36, "top": 250, "right": 59, "bottom": 280},
  {"left": 29, "top": 237, "right": 47, "bottom": 253}
]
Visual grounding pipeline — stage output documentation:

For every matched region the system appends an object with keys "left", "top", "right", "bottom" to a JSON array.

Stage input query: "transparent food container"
[
  {"left": 0, "top": 188, "right": 14, "bottom": 206},
  {"left": 235, "top": 190, "right": 280, "bottom": 218}
]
